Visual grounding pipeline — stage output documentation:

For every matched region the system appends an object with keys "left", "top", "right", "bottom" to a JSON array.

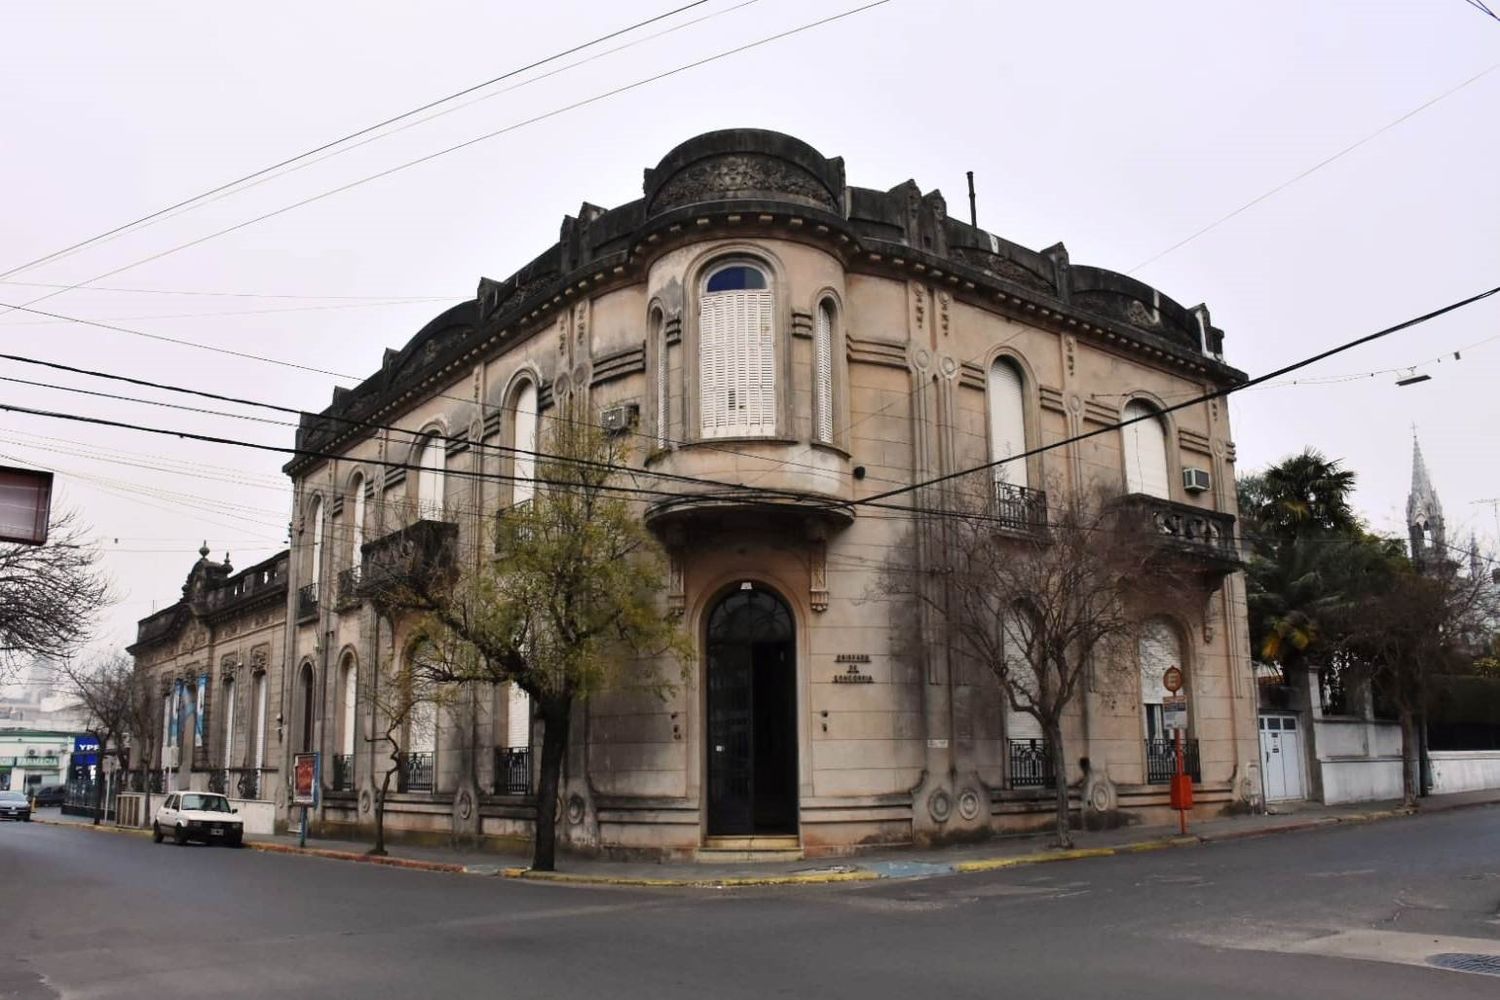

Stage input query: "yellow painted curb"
[{"left": 504, "top": 868, "right": 880, "bottom": 888}]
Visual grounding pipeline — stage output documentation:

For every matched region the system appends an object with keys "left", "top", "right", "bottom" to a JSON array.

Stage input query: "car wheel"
[
  {"left": 228, "top": 833, "right": 243, "bottom": 849},
  {"left": 152, "top": 822, "right": 163, "bottom": 843},
  {"left": 174, "top": 824, "right": 188, "bottom": 846}
]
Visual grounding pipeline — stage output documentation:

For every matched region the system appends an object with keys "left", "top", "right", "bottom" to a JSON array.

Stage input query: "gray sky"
[{"left": 2, "top": 0, "right": 1497, "bottom": 662}]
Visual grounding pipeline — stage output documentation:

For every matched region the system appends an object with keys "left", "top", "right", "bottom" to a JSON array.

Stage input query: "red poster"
[{"left": 292, "top": 753, "right": 319, "bottom": 806}]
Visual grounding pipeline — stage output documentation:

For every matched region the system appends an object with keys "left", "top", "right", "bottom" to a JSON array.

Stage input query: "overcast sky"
[{"left": 2, "top": 0, "right": 1497, "bottom": 664}]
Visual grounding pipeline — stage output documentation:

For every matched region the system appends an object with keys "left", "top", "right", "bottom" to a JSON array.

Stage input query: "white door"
[{"left": 1259, "top": 715, "right": 1305, "bottom": 801}]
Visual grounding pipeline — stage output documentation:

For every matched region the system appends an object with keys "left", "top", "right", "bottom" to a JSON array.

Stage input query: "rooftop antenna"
[{"left": 966, "top": 171, "right": 977, "bottom": 227}]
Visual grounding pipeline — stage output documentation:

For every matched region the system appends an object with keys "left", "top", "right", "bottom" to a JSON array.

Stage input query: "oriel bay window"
[{"left": 699, "top": 262, "right": 775, "bottom": 439}]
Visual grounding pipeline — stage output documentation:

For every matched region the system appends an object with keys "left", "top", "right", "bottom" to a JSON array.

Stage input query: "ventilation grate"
[{"left": 1427, "top": 953, "right": 1500, "bottom": 977}]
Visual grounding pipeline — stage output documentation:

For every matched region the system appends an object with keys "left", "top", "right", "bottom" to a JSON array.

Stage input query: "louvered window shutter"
[
  {"left": 987, "top": 359, "right": 1027, "bottom": 488},
  {"left": 1122, "top": 401, "right": 1170, "bottom": 498},
  {"left": 814, "top": 303, "right": 834, "bottom": 442},
  {"left": 1002, "top": 612, "right": 1044, "bottom": 740},
  {"left": 701, "top": 290, "right": 775, "bottom": 438},
  {"left": 512, "top": 382, "right": 538, "bottom": 505},
  {"left": 506, "top": 683, "right": 531, "bottom": 748},
  {"left": 654, "top": 313, "right": 668, "bottom": 448}
]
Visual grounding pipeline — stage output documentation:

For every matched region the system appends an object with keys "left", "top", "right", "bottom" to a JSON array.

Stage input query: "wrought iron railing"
[
  {"left": 207, "top": 769, "right": 227, "bottom": 794},
  {"left": 228, "top": 767, "right": 264, "bottom": 799},
  {"left": 296, "top": 582, "right": 319, "bottom": 622},
  {"left": 336, "top": 566, "right": 362, "bottom": 607},
  {"left": 1145, "top": 738, "right": 1201, "bottom": 785},
  {"left": 1121, "top": 494, "right": 1238, "bottom": 566},
  {"left": 1008, "top": 738, "right": 1055, "bottom": 788},
  {"left": 991, "top": 480, "right": 1048, "bottom": 534},
  {"left": 493, "top": 746, "right": 532, "bottom": 796},
  {"left": 149, "top": 770, "right": 165, "bottom": 793},
  {"left": 332, "top": 754, "right": 355, "bottom": 791},
  {"left": 398, "top": 752, "right": 434, "bottom": 792}
]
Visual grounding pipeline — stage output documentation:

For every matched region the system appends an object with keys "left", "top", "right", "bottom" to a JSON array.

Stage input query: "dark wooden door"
[{"left": 706, "top": 588, "right": 797, "bottom": 836}]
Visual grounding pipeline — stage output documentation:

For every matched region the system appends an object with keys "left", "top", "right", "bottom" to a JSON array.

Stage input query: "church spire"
[{"left": 1407, "top": 431, "right": 1445, "bottom": 568}]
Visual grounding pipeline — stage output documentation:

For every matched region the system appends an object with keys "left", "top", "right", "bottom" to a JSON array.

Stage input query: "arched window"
[
  {"left": 651, "top": 307, "right": 668, "bottom": 449},
  {"left": 415, "top": 433, "right": 446, "bottom": 520},
  {"left": 308, "top": 497, "right": 325, "bottom": 599},
  {"left": 339, "top": 656, "right": 358, "bottom": 757},
  {"left": 987, "top": 358, "right": 1028, "bottom": 488},
  {"left": 700, "top": 261, "right": 775, "bottom": 438},
  {"left": 1139, "top": 618, "right": 1182, "bottom": 740},
  {"left": 511, "top": 380, "right": 538, "bottom": 506},
  {"left": 299, "top": 663, "right": 315, "bottom": 754},
  {"left": 1122, "top": 400, "right": 1170, "bottom": 498},
  {"left": 349, "top": 473, "right": 366, "bottom": 574},
  {"left": 221, "top": 676, "right": 236, "bottom": 769},
  {"left": 814, "top": 300, "right": 835, "bottom": 444},
  {"left": 1001, "top": 609, "right": 1042, "bottom": 742},
  {"left": 252, "top": 672, "right": 268, "bottom": 773}
]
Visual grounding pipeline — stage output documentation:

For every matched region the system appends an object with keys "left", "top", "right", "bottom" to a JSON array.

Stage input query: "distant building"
[
  {"left": 0, "top": 729, "right": 76, "bottom": 795},
  {"left": 1407, "top": 434, "right": 1446, "bottom": 572}
]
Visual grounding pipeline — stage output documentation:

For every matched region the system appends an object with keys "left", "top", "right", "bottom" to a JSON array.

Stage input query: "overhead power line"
[
  {"left": 0, "top": 0, "right": 896, "bottom": 321},
  {"left": 0, "top": 0, "right": 717, "bottom": 284}
]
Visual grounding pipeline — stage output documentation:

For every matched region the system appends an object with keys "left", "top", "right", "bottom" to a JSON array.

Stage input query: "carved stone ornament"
[
  {"left": 456, "top": 789, "right": 474, "bottom": 821},
  {"left": 927, "top": 788, "right": 953, "bottom": 824},
  {"left": 667, "top": 551, "right": 685, "bottom": 618},
  {"left": 956, "top": 787, "right": 981, "bottom": 822},
  {"left": 567, "top": 793, "right": 586, "bottom": 826},
  {"left": 359, "top": 789, "right": 373, "bottom": 814},
  {"left": 648, "top": 153, "right": 836, "bottom": 215},
  {"left": 809, "top": 539, "right": 829, "bottom": 613}
]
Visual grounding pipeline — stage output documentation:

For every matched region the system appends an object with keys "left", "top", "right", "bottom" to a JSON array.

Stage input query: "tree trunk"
[
  {"left": 1398, "top": 708, "right": 1419, "bottom": 810},
  {"left": 1045, "top": 718, "right": 1072, "bottom": 849},
  {"left": 371, "top": 769, "right": 393, "bottom": 856},
  {"left": 531, "top": 694, "right": 572, "bottom": 872}
]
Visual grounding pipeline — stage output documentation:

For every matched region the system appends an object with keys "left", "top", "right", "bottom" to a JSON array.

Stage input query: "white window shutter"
[
  {"left": 655, "top": 315, "right": 668, "bottom": 448},
  {"left": 1139, "top": 619, "right": 1178, "bottom": 705},
  {"left": 987, "top": 359, "right": 1027, "bottom": 488},
  {"left": 1122, "top": 401, "right": 1170, "bottom": 498},
  {"left": 253, "top": 673, "right": 267, "bottom": 771},
  {"left": 512, "top": 382, "right": 538, "bottom": 504},
  {"left": 1002, "top": 612, "right": 1043, "bottom": 740},
  {"left": 814, "top": 304, "right": 834, "bottom": 443},
  {"left": 342, "top": 666, "right": 358, "bottom": 756},
  {"left": 506, "top": 683, "right": 531, "bottom": 748},
  {"left": 700, "top": 289, "right": 775, "bottom": 438}
]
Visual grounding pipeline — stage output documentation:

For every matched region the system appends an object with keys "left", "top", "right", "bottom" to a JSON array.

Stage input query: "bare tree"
[
  {"left": 364, "top": 646, "right": 452, "bottom": 856},
  {"left": 885, "top": 481, "right": 1173, "bottom": 848},
  {"left": 60, "top": 653, "right": 135, "bottom": 824},
  {"left": 120, "top": 666, "right": 161, "bottom": 819},
  {"left": 367, "top": 409, "right": 690, "bottom": 870},
  {"left": 0, "top": 507, "right": 113, "bottom": 682}
]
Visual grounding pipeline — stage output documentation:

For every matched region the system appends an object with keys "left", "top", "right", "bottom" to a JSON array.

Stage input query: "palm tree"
[{"left": 1245, "top": 449, "right": 1359, "bottom": 545}]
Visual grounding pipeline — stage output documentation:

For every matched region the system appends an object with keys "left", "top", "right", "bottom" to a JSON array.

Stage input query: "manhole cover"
[{"left": 1427, "top": 953, "right": 1500, "bottom": 977}]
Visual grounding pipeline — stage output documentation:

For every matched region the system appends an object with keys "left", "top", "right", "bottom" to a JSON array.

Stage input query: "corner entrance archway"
[{"left": 706, "top": 585, "right": 798, "bottom": 837}]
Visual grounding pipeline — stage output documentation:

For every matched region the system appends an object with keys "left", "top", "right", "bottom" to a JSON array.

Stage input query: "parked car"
[
  {"left": 152, "top": 792, "right": 244, "bottom": 846},
  {"left": 0, "top": 790, "right": 32, "bottom": 821},
  {"left": 31, "top": 784, "right": 65, "bottom": 807}
]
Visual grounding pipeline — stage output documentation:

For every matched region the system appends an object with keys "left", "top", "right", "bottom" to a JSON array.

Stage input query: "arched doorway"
[{"left": 706, "top": 585, "right": 798, "bottom": 836}]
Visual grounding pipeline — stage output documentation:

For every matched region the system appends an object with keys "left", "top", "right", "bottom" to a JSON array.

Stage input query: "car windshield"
[
  {"left": 179, "top": 794, "right": 230, "bottom": 812},
  {"left": 0, "top": 791, "right": 25, "bottom": 802}
]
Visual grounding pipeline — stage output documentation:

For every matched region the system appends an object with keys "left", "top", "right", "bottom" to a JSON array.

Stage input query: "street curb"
[{"left": 32, "top": 798, "right": 1492, "bottom": 889}]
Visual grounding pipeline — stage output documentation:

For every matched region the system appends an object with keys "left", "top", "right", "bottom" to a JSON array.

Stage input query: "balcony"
[
  {"left": 991, "top": 481, "right": 1048, "bottom": 535},
  {"left": 1008, "top": 738, "right": 1055, "bottom": 788},
  {"left": 1145, "top": 738, "right": 1201, "bottom": 785},
  {"left": 296, "top": 582, "right": 319, "bottom": 623},
  {"left": 331, "top": 753, "right": 355, "bottom": 792},
  {"left": 359, "top": 520, "right": 459, "bottom": 603},
  {"left": 1120, "top": 494, "right": 1238, "bottom": 573},
  {"left": 335, "top": 567, "right": 362, "bottom": 609},
  {"left": 493, "top": 746, "right": 533, "bottom": 796},
  {"left": 397, "top": 752, "right": 434, "bottom": 792}
]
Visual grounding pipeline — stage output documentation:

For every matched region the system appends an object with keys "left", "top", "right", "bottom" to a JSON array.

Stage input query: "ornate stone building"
[
  {"left": 127, "top": 547, "right": 288, "bottom": 814},
  {"left": 140, "top": 130, "right": 1261, "bottom": 853}
]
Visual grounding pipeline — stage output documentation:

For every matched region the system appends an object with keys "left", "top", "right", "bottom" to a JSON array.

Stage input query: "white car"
[{"left": 152, "top": 791, "right": 244, "bottom": 847}]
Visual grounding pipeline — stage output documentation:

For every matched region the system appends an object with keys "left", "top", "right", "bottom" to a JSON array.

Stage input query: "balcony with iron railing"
[
  {"left": 1120, "top": 494, "right": 1238, "bottom": 572},
  {"left": 331, "top": 754, "right": 355, "bottom": 792},
  {"left": 397, "top": 752, "right": 434, "bottom": 793},
  {"left": 335, "top": 566, "right": 362, "bottom": 609},
  {"left": 990, "top": 480, "right": 1048, "bottom": 535},
  {"left": 1144, "top": 738, "right": 1201, "bottom": 785},
  {"left": 359, "top": 520, "right": 459, "bottom": 602},
  {"left": 296, "top": 582, "right": 319, "bottom": 623},
  {"left": 493, "top": 747, "right": 533, "bottom": 796},
  {"left": 1008, "top": 738, "right": 1055, "bottom": 789}
]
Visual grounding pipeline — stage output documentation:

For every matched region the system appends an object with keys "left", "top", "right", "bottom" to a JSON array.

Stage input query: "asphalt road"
[{"left": 3, "top": 808, "right": 1499, "bottom": 999}]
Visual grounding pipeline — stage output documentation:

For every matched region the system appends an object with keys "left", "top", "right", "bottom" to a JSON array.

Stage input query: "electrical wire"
[{"left": 0, "top": 0, "right": 895, "bottom": 320}]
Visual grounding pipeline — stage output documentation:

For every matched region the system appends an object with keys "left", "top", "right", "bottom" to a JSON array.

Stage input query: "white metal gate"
[{"left": 1259, "top": 714, "right": 1305, "bottom": 801}]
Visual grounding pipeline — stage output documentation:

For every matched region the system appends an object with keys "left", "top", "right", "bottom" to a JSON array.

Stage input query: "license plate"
[{"left": 210, "top": 826, "right": 223, "bottom": 836}]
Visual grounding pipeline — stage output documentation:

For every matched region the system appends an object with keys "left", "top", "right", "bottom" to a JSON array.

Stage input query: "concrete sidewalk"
[{"left": 36, "top": 789, "right": 1500, "bottom": 887}]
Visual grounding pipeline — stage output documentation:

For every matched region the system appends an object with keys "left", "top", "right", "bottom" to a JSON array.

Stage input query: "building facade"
[{"left": 136, "top": 131, "right": 1261, "bottom": 854}]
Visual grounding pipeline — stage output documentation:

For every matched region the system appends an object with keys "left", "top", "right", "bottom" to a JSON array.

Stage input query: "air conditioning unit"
[
  {"left": 600, "top": 403, "right": 639, "bottom": 435},
  {"left": 1183, "top": 467, "right": 1212, "bottom": 494}
]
